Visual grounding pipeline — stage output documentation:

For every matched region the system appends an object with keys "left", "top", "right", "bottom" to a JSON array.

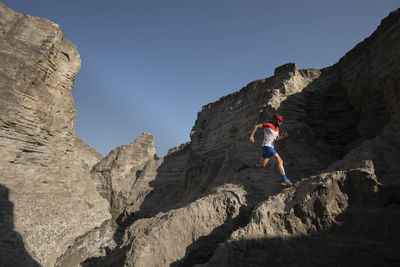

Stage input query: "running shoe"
[{"left": 281, "top": 178, "right": 293, "bottom": 186}]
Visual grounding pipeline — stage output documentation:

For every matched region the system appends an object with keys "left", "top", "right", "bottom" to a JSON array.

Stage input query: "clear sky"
[{"left": 3, "top": 0, "right": 399, "bottom": 157}]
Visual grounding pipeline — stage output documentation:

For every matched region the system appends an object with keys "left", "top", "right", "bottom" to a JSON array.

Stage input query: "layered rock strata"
[{"left": 0, "top": 3, "right": 111, "bottom": 266}]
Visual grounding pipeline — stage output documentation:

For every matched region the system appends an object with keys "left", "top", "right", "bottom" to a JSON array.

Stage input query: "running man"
[{"left": 238, "top": 114, "right": 294, "bottom": 186}]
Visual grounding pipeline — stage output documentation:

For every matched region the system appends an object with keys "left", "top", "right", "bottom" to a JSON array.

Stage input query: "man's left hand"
[{"left": 280, "top": 132, "right": 288, "bottom": 139}]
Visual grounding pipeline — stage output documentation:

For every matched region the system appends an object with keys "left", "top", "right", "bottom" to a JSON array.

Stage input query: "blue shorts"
[{"left": 261, "top": 146, "right": 277, "bottom": 158}]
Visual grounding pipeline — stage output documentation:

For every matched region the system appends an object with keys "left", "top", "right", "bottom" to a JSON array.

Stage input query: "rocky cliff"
[
  {"left": 1, "top": 3, "right": 399, "bottom": 267},
  {"left": 0, "top": 3, "right": 111, "bottom": 267}
]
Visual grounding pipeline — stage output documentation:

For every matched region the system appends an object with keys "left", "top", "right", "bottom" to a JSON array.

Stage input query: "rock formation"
[
  {"left": 91, "top": 133, "right": 157, "bottom": 218},
  {"left": 0, "top": 3, "right": 111, "bottom": 266},
  {"left": 0, "top": 2, "right": 399, "bottom": 267}
]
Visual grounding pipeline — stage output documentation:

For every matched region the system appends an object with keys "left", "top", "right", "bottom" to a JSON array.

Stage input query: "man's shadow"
[{"left": 0, "top": 184, "right": 41, "bottom": 267}]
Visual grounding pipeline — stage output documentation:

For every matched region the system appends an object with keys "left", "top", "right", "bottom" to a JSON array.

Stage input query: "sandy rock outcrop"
[{"left": 0, "top": 3, "right": 111, "bottom": 266}]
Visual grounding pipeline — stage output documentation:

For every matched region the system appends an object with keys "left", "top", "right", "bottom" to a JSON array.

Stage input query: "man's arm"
[
  {"left": 249, "top": 124, "right": 263, "bottom": 143},
  {"left": 276, "top": 132, "right": 288, "bottom": 141}
]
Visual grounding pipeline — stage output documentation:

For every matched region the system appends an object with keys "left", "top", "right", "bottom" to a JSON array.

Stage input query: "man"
[{"left": 238, "top": 114, "right": 294, "bottom": 186}]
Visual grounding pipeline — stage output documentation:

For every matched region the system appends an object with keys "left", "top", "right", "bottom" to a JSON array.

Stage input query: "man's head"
[{"left": 272, "top": 114, "right": 283, "bottom": 126}]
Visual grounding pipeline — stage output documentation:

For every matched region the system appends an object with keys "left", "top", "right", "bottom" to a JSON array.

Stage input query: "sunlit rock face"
[
  {"left": 0, "top": 3, "right": 111, "bottom": 266},
  {"left": 1, "top": 2, "right": 399, "bottom": 266}
]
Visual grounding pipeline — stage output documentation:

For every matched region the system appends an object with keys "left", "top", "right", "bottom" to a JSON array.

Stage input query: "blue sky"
[{"left": 3, "top": 0, "right": 399, "bottom": 157}]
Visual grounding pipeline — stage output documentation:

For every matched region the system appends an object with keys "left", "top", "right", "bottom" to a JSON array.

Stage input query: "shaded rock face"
[
  {"left": 338, "top": 11, "right": 400, "bottom": 137},
  {"left": 90, "top": 133, "right": 191, "bottom": 226},
  {"left": 0, "top": 184, "right": 41, "bottom": 267},
  {"left": 91, "top": 133, "right": 157, "bottom": 218},
  {"left": 1, "top": 2, "right": 400, "bottom": 267},
  {"left": 0, "top": 3, "right": 111, "bottom": 267},
  {"left": 122, "top": 142, "right": 190, "bottom": 220}
]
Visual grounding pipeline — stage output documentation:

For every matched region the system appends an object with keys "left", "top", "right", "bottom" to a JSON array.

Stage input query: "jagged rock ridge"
[{"left": 0, "top": 3, "right": 399, "bottom": 267}]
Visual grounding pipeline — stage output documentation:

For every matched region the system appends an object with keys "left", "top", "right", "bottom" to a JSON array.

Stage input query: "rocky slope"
[
  {"left": 1, "top": 3, "right": 399, "bottom": 267},
  {"left": 201, "top": 165, "right": 400, "bottom": 266}
]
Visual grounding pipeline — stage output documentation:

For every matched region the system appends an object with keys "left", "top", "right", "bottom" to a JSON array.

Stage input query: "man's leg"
[
  {"left": 271, "top": 154, "right": 285, "bottom": 175},
  {"left": 249, "top": 157, "right": 269, "bottom": 168},
  {"left": 271, "top": 154, "right": 293, "bottom": 185},
  {"left": 238, "top": 157, "right": 269, "bottom": 171}
]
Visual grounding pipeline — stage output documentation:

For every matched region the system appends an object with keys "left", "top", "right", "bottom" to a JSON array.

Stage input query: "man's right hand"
[{"left": 249, "top": 136, "right": 255, "bottom": 143}]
